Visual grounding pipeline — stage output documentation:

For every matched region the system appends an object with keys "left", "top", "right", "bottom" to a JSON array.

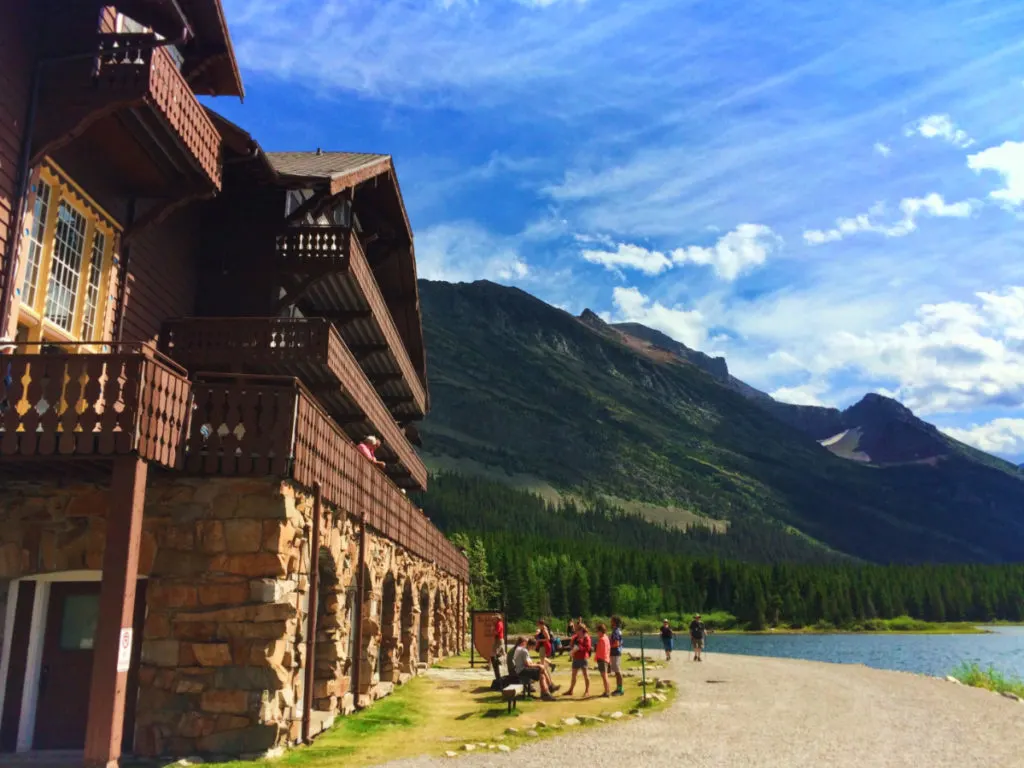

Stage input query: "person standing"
[
  {"left": 595, "top": 623, "right": 611, "bottom": 697},
  {"left": 491, "top": 614, "right": 506, "bottom": 680},
  {"left": 660, "top": 618, "right": 674, "bottom": 661},
  {"left": 689, "top": 613, "right": 707, "bottom": 662},
  {"left": 357, "top": 435, "right": 386, "bottom": 469},
  {"left": 609, "top": 616, "right": 625, "bottom": 696},
  {"left": 563, "top": 622, "right": 592, "bottom": 697},
  {"left": 536, "top": 619, "right": 553, "bottom": 661}
]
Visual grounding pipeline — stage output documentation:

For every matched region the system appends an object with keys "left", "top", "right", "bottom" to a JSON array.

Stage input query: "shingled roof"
[{"left": 265, "top": 152, "right": 391, "bottom": 185}]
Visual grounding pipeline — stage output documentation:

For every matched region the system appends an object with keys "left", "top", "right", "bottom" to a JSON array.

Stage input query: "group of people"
[
  {"left": 659, "top": 614, "right": 708, "bottom": 662},
  {"left": 511, "top": 616, "right": 626, "bottom": 699}
]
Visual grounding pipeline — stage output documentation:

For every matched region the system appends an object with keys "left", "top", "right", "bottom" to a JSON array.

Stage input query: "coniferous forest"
[{"left": 417, "top": 473, "right": 1024, "bottom": 628}]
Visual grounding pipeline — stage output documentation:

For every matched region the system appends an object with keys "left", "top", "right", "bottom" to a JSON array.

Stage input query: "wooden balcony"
[
  {"left": 158, "top": 317, "right": 428, "bottom": 490},
  {"left": 0, "top": 345, "right": 192, "bottom": 477},
  {"left": 186, "top": 375, "right": 466, "bottom": 579},
  {"left": 275, "top": 228, "right": 427, "bottom": 422},
  {"left": 34, "top": 33, "right": 222, "bottom": 195}
]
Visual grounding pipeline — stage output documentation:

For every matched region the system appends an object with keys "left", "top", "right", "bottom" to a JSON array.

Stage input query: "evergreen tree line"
[{"left": 417, "top": 473, "right": 1024, "bottom": 627}]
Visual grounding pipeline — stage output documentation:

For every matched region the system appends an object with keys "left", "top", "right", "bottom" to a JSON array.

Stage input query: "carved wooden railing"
[
  {"left": 186, "top": 375, "right": 466, "bottom": 580},
  {"left": 94, "top": 33, "right": 221, "bottom": 188},
  {"left": 0, "top": 346, "right": 192, "bottom": 469},
  {"left": 159, "top": 317, "right": 427, "bottom": 489},
  {"left": 275, "top": 226, "right": 350, "bottom": 269}
]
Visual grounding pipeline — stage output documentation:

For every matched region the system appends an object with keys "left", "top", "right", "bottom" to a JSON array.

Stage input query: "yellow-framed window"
[{"left": 16, "top": 160, "right": 120, "bottom": 349}]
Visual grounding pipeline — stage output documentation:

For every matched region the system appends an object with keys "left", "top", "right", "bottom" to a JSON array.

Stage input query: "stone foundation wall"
[{"left": 0, "top": 476, "right": 466, "bottom": 759}]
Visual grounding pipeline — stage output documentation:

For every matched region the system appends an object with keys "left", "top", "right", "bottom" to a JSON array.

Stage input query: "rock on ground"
[{"left": 385, "top": 653, "right": 1024, "bottom": 768}]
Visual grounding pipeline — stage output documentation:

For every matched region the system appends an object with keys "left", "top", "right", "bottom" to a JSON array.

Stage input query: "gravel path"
[{"left": 386, "top": 654, "right": 1023, "bottom": 768}]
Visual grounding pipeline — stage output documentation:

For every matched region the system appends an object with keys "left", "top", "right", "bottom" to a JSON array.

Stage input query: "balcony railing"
[
  {"left": 0, "top": 345, "right": 192, "bottom": 470},
  {"left": 92, "top": 33, "right": 221, "bottom": 188},
  {"left": 158, "top": 317, "right": 427, "bottom": 490},
  {"left": 186, "top": 374, "right": 467, "bottom": 580}
]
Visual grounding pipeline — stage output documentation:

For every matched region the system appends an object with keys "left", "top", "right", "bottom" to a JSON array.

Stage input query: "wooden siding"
[
  {"left": 0, "top": 0, "right": 40, "bottom": 336},
  {"left": 120, "top": 206, "right": 201, "bottom": 345}
]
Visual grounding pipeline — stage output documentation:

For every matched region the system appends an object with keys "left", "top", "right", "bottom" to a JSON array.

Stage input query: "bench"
[{"left": 502, "top": 683, "right": 524, "bottom": 713}]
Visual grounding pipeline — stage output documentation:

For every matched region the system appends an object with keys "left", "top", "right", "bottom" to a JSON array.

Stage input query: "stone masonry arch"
[
  {"left": 377, "top": 572, "right": 398, "bottom": 683},
  {"left": 399, "top": 578, "right": 416, "bottom": 674},
  {"left": 418, "top": 583, "right": 431, "bottom": 664}
]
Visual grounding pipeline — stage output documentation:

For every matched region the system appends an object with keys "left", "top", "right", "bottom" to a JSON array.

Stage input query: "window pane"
[
  {"left": 44, "top": 201, "right": 87, "bottom": 332},
  {"left": 59, "top": 593, "right": 99, "bottom": 651},
  {"left": 20, "top": 180, "right": 51, "bottom": 309},
  {"left": 81, "top": 231, "right": 106, "bottom": 340}
]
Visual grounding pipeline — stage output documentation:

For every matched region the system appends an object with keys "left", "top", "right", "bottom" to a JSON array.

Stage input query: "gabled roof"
[{"left": 265, "top": 152, "right": 392, "bottom": 190}]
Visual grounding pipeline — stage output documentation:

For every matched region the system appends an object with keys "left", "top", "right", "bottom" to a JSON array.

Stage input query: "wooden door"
[{"left": 32, "top": 581, "right": 145, "bottom": 751}]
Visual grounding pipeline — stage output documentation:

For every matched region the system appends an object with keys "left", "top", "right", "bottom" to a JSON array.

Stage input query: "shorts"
[
  {"left": 662, "top": 638, "right": 674, "bottom": 652},
  {"left": 691, "top": 637, "right": 704, "bottom": 650},
  {"left": 571, "top": 658, "right": 589, "bottom": 670},
  {"left": 597, "top": 660, "right": 609, "bottom": 673},
  {"left": 519, "top": 667, "right": 541, "bottom": 682},
  {"left": 610, "top": 655, "right": 621, "bottom": 673}
]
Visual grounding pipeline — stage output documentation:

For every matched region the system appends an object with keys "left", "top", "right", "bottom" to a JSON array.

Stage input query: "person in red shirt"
[
  {"left": 594, "top": 623, "right": 611, "bottom": 697},
  {"left": 357, "top": 435, "right": 386, "bottom": 469},
  {"left": 563, "top": 622, "right": 591, "bottom": 697},
  {"left": 490, "top": 615, "right": 506, "bottom": 680}
]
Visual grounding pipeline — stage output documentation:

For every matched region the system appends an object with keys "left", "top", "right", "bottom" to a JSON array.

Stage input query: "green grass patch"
[{"left": 951, "top": 662, "right": 1024, "bottom": 697}]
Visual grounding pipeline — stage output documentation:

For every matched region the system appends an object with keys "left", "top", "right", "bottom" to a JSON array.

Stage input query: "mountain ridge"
[{"left": 418, "top": 278, "right": 1024, "bottom": 563}]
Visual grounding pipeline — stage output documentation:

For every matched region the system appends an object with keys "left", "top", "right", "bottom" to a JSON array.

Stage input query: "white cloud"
[
  {"left": 873, "top": 142, "right": 891, "bottom": 157},
  {"left": 608, "top": 286, "right": 708, "bottom": 350},
  {"left": 803, "top": 193, "right": 974, "bottom": 244},
  {"left": 770, "top": 381, "right": 831, "bottom": 407},
  {"left": 416, "top": 221, "right": 530, "bottom": 284},
  {"left": 580, "top": 224, "right": 779, "bottom": 281},
  {"left": 904, "top": 114, "right": 974, "bottom": 148},
  {"left": 581, "top": 242, "right": 670, "bottom": 275},
  {"left": 943, "top": 418, "right": 1024, "bottom": 455},
  {"left": 967, "top": 141, "right": 1024, "bottom": 207}
]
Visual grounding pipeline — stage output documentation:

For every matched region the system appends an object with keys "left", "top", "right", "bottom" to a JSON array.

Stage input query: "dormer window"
[{"left": 116, "top": 12, "right": 184, "bottom": 70}]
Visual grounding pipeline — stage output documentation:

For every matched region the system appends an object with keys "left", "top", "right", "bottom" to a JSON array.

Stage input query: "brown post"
[
  {"left": 83, "top": 456, "right": 148, "bottom": 768},
  {"left": 350, "top": 511, "right": 367, "bottom": 705},
  {"left": 301, "top": 483, "right": 322, "bottom": 743}
]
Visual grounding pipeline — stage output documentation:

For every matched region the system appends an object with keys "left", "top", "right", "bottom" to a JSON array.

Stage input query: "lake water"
[{"left": 622, "top": 626, "right": 1024, "bottom": 679}]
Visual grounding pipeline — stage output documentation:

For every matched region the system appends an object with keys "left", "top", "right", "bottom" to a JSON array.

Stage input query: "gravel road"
[{"left": 385, "top": 653, "right": 1023, "bottom": 768}]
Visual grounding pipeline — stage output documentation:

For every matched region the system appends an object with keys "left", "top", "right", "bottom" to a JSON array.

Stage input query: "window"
[
  {"left": 59, "top": 594, "right": 100, "bottom": 651},
  {"left": 20, "top": 179, "right": 50, "bottom": 308},
  {"left": 116, "top": 12, "right": 184, "bottom": 70},
  {"left": 16, "top": 160, "right": 118, "bottom": 346}
]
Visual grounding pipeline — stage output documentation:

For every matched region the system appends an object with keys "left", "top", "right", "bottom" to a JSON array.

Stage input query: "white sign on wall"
[{"left": 116, "top": 628, "right": 133, "bottom": 672}]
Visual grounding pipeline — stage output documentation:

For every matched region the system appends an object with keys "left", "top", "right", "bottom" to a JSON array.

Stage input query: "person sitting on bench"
[{"left": 512, "top": 636, "right": 557, "bottom": 700}]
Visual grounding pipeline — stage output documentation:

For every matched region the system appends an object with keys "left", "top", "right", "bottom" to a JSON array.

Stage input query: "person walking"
[
  {"left": 660, "top": 618, "right": 674, "bottom": 661},
  {"left": 609, "top": 616, "right": 625, "bottom": 696},
  {"left": 689, "top": 613, "right": 707, "bottom": 662}
]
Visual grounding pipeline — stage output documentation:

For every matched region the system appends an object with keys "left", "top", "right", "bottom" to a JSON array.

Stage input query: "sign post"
[
  {"left": 116, "top": 628, "right": 133, "bottom": 673},
  {"left": 469, "top": 609, "right": 505, "bottom": 669}
]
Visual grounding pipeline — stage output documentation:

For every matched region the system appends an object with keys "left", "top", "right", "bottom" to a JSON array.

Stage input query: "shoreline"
[{"left": 620, "top": 622, "right": 1023, "bottom": 637}]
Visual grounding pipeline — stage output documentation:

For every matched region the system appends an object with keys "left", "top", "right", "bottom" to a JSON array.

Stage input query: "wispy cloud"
[
  {"left": 416, "top": 221, "right": 530, "bottom": 284},
  {"left": 873, "top": 142, "right": 892, "bottom": 157},
  {"left": 943, "top": 418, "right": 1024, "bottom": 456},
  {"left": 770, "top": 381, "right": 832, "bottom": 408},
  {"left": 904, "top": 114, "right": 974, "bottom": 148},
  {"left": 804, "top": 194, "right": 974, "bottom": 244},
  {"left": 607, "top": 286, "right": 709, "bottom": 350}
]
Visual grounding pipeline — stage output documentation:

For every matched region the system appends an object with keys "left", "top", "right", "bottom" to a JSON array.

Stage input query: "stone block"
[
  {"left": 216, "top": 714, "right": 251, "bottom": 731},
  {"left": 210, "top": 553, "right": 289, "bottom": 577},
  {"left": 249, "top": 578, "right": 294, "bottom": 603},
  {"left": 197, "top": 725, "right": 278, "bottom": 755},
  {"left": 175, "top": 678, "right": 206, "bottom": 695},
  {"left": 159, "top": 525, "right": 196, "bottom": 552},
  {"left": 152, "top": 551, "right": 211, "bottom": 578},
  {"left": 198, "top": 582, "right": 250, "bottom": 606},
  {"left": 214, "top": 665, "right": 289, "bottom": 691},
  {"left": 197, "top": 520, "right": 226, "bottom": 553},
  {"left": 224, "top": 520, "right": 264, "bottom": 554},
  {"left": 177, "top": 606, "right": 253, "bottom": 623},
  {"left": 0, "top": 543, "right": 24, "bottom": 579},
  {"left": 139, "top": 530, "right": 157, "bottom": 575},
  {"left": 177, "top": 712, "right": 216, "bottom": 739},
  {"left": 200, "top": 689, "right": 252, "bottom": 715},
  {"left": 173, "top": 622, "right": 219, "bottom": 642},
  {"left": 66, "top": 489, "right": 108, "bottom": 518},
  {"left": 237, "top": 494, "right": 288, "bottom": 520},
  {"left": 261, "top": 520, "right": 298, "bottom": 553},
  {"left": 144, "top": 613, "right": 172, "bottom": 639},
  {"left": 253, "top": 602, "right": 296, "bottom": 623},
  {"left": 192, "top": 643, "right": 233, "bottom": 667},
  {"left": 142, "top": 640, "right": 181, "bottom": 668},
  {"left": 217, "top": 620, "right": 291, "bottom": 641}
]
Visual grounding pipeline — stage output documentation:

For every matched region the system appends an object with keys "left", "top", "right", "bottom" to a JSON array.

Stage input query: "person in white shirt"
[{"left": 512, "top": 637, "right": 557, "bottom": 700}]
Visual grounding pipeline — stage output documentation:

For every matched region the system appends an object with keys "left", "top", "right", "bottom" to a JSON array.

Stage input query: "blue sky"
[{"left": 214, "top": 0, "right": 1024, "bottom": 460}]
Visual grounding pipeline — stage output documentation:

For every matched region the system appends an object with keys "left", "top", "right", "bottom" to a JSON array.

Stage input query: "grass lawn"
[{"left": 199, "top": 653, "right": 674, "bottom": 768}]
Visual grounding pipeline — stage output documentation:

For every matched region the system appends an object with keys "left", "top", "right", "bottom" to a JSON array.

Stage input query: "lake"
[{"left": 622, "top": 626, "right": 1024, "bottom": 678}]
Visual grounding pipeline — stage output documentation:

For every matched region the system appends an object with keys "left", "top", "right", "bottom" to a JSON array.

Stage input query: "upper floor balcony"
[
  {"left": 0, "top": 344, "right": 192, "bottom": 479},
  {"left": 274, "top": 228, "right": 427, "bottom": 422},
  {"left": 158, "top": 316, "right": 428, "bottom": 490},
  {"left": 34, "top": 30, "right": 223, "bottom": 199}
]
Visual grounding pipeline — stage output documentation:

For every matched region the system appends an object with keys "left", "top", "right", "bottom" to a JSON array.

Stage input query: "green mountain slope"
[{"left": 418, "top": 279, "right": 1024, "bottom": 564}]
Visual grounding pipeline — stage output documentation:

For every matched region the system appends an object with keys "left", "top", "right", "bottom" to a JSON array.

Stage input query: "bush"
[{"left": 951, "top": 662, "right": 1024, "bottom": 697}]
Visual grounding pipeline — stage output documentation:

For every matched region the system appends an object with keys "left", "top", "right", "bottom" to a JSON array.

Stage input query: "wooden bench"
[{"left": 502, "top": 683, "right": 524, "bottom": 713}]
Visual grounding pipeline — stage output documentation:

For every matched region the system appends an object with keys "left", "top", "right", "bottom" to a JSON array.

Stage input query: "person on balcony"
[{"left": 358, "top": 435, "right": 386, "bottom": 469}]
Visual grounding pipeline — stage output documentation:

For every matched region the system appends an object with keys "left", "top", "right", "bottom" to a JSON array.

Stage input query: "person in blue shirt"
[
  {"left": 660, "top": 618, "right": 674, "bottom": 661},
  {"left": 609, "top": 615, "right": 625, "bottom": 696}
]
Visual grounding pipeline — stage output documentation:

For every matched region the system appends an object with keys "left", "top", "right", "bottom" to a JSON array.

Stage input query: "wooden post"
[
  {"left": 301, "top": 483, "right": 321, "bottom": 744},
  {"left": 83, "top": 456, "right": 148, "bottom": 768}
]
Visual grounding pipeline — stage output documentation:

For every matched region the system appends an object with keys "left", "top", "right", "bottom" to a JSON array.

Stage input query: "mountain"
[{"left": 418, "top": 279, "right": 1024, "bottom": 564}]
